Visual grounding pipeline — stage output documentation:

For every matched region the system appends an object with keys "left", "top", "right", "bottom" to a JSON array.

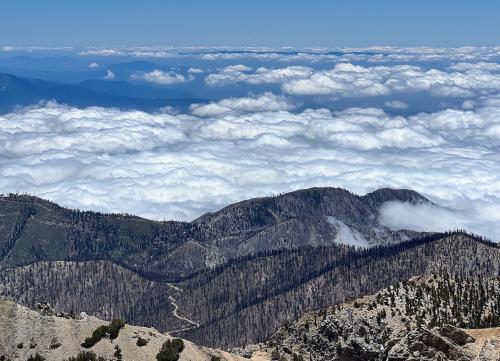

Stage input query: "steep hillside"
[
  {"left": 264, "top": 273, "right": 500, "bottom": 360},
  {"left": 0, "top": 300, "right": 269, "bottom": 361},
  {"left": 177, "top": 233, "right": 499, "bottom": 347},
  {"left": 0, "top": 188, "right": 426, "bottom": 280},
  {"left": 0, "top": 261, "right": 183, "bottom": 332}
]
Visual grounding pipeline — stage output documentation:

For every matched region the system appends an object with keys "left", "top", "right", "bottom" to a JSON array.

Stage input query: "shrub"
[
  {"left": 108, "top": 319, "right": 125, "bottom": 340},
  {"left": 210, "top": 356, "right": 221, "bottom": 361},
  {"left": 170, "top": 339, "right": 184, "bottom": 353},
  {"left": 81, "top": 319, "right": 125, "bottom": 348},
  {"left": 156, "top": 338, "right": 184, "bottom": 361},
  {"left": 114, "top": 345, "right": 122, "bottom": 361},
  {"left": 136, "top": 337, "right": 148, "bottom": 347},
  {"left": 81, "top": 325, "right": 109, "bottom": 348}
]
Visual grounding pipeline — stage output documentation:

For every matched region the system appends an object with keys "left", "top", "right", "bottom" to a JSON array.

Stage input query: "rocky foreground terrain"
[
  {"left": 262, "top": 273, "right": 500, "bottom": 361},
  {"left": 0, "top": 300, "right": 270, "bottom": 361},
  {"left": 1, "top": 272, "right": 499, "bottom": 360},
  {"left": 0, "top": 188, "right": 499, "bottom": 358}
]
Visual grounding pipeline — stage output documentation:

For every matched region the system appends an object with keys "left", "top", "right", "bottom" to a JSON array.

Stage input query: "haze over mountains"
[{"left": 0, "top": 72, "right": 204, "bottom": 113}]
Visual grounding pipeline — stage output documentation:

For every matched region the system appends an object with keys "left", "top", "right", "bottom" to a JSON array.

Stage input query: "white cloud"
[
  {"left": 9, "top": 46, "right": 495, "bottom": 64},
  {"left": 88, "top": 62, "right": 100, "bottom": 68},
  {"left": 188, "top": 67, "right": 204, "bottom": 74},
  {"left": 78, "top": 49, "right": 123, "bottom": 56},
  {"left": 284, "top": 64, "right": 500, "bottom": 98},
  {"left": 205, "top": 62, "right": 500, "bottom": 99},
  {"left": 448, "top": 62, "right": 500, "bottom": 72},
  {"left": 205, "top": 65, "right": 313, "bottom": 87},
  {"left": 379, "top": 201, "right": 500, "bottom": 239},
  {"left": 103, "top": 70, "right": 115, "bottom": 80},
  {"left": 379, "top": 202, "right": 467, "bottom": 232},
  {"left": 190, "top": 92, "right": 295, "bottom": 116},
  {"left": 130, "top": 69, "right": 188, "bottom": 85},
  {"left": 2, "top": 99, "right": 500, "bottom": 240},
  {"left": 385, "top": 101, "right": 409, "bottom": 110},
  {"left": 461, "top": 100, "right": 476, "bottom": 110}
]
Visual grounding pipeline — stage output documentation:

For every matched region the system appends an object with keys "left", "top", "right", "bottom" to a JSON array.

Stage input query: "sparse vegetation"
[
  {"left": 156, "top": 338, "right": 184, "bottom": 361},
  {"left": 82, "top": 325, "right": 109, "bottom": 348},
  {"left": 180, "top": 232, "right": 500, "bottom": 347},
  {"left": 136, "top": 337, "right": 148, "bottom": 347},
  {"left": 27, "top": 354, "right": 45, "bottom": 361},
  {"left": 113, "top": 345, "right": 122, "bottom": 361},
  {"left": 108, "top": 319, "right": 125, "bottom": 340},
  {"left": 81, "top": 320, "right": 125, "bottom": 348}
]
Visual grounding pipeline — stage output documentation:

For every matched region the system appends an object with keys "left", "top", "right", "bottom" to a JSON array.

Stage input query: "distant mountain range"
[{"left": 0, "top": 72, "right": 206, "bottom": 113}]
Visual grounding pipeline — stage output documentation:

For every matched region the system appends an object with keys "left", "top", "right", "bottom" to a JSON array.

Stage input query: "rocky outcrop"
[
  {"left": 477, "top": 336, "right": 500, "bottom": 361},
  {"left": 35, "top": 302, "right": 79, "bottom": 319},
  {"left": 386, "top": 327, "right": 475, "bottom": 361},
  {"left": 265, "top": 274, "right": 500, "bottom": 361}
]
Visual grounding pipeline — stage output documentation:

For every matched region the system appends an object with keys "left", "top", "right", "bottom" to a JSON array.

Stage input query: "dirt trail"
[{"left": 166, "top": 283, "right": 200, "bottom": 336}]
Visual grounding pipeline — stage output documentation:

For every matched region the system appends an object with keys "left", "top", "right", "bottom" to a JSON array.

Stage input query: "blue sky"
[{"left": 1, "top": 0, "right": 499, "bottom": 47}]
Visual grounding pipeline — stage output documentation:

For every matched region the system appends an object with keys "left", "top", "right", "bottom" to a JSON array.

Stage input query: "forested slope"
[
  {"left": 0, "top": 188, "right": 425, "bottom": 279},
  {"left": 177, "top": 233, "right": 499, "bottom": 347}
]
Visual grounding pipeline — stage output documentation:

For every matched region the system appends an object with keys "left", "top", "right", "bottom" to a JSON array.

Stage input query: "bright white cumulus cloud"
[
  {"left": 190, "top": 92, "right": 295, "bottom": 116},
  {"left": 130, "top": 69, "right": 190, "bottom": 85},
  {"left": 206, "top": 63, "right": 500, "bottom": 99},
  {"left": 1, "top": 98, "right": 500, "bottom": 240},
  {"left": 205, "top": 65, "right": 314, "bottom": 86}
]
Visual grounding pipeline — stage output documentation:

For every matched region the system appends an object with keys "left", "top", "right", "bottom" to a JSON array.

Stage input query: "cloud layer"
[
  {"left": 206, "top": 63, "right": 500, "bottom": 99},
  {"left": 130, "top": 69, "right": 190, "bottom": 84},
  {"left": 1, "top": 98, "right": 500, "bottom": 240},
  {"left": 68, "top": 46, "right": 500, "bottom": 64}
]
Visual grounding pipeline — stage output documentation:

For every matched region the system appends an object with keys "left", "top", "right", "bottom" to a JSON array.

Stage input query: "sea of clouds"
[
  {"left": 1, "top": 47, "right": 500, "bottom": 240},
  {"left": 206, "top": 63, "right": 500, "bottom": 98},
  {"left": 1, "top": 93, "right": 500, "bottom": 239}
]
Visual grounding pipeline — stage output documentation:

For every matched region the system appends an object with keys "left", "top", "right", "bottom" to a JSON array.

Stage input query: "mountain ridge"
[
  {"left": 0, "top": 187, "right": 429, "bottom": 280},
  {"left": 0, "top": 72, "right": 205, "bottom": 113}
]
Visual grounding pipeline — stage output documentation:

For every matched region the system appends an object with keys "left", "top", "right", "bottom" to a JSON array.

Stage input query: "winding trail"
[{"left": 166, "top": 283, "right": 200, "bottom": 336}]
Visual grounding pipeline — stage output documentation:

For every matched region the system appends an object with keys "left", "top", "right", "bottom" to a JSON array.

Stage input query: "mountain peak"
[{"left": 362, "top": 188, "right": 428, "bottom": 208}]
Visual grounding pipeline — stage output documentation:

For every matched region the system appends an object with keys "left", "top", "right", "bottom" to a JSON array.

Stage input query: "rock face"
[
  {"left": 0, "top": 300, "right": 269, "bottom": 361},
  {"left": 266, "top": 274, "right": 500, "bottom": 361},
  {"left": 386, "top": 327, "right": 475, "bottom": 361}
]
